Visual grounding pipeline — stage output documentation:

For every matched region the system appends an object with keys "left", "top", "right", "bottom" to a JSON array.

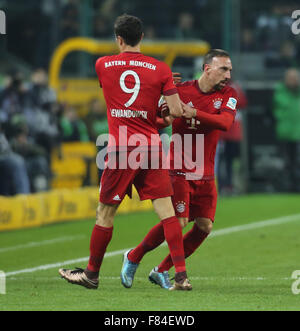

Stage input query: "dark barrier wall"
[{"left": 243, "top": 87, "right": 300, "bottom": 193}]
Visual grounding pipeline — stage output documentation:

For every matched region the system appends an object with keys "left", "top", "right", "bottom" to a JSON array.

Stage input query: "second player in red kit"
[
  {"left": 128, "top": 49, "right": 238, "bottom": 289},
  {"left": 169, "top": 77, "right": 237, "bottom": 222}
]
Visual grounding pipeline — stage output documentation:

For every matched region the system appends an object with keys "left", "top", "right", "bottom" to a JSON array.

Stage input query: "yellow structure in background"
[
  {"left": 51, "top": 142, "right": 98, "bottom": 189},
  {"left": 0, "top": 187, "right": 152, "bottom": 232},
  {"left": 48, "top": 38, "right": 210, "bottom": 108}
]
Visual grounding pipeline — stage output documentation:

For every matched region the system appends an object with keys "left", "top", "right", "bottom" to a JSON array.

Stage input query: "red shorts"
[
  {"left": 170, "top": 174, "right": 217, "bottom": 222},
  {"left": 99, "top": 151, "right": 173, "bottom": 204}
]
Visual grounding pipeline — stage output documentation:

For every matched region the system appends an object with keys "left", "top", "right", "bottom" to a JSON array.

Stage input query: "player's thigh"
[
  {"left": 134, "top": 168, "right": 173, "bottom": 202},
  {"left": 99, "top": 167, "right": 135, "bottom": 204},
  {"left": 152, "top": 196, "right": 175, "bottom": 220}
]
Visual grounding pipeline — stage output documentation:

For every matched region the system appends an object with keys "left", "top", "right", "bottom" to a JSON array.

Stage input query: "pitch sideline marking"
[
  {"left": 5, "top": 213, "right": 300, "bottom": 277},
  {"left": 209, "top": 213, "right": 300, "bottom": 238},
  {"left": 6, "top": 248, "right": 128, "bottom": 277},
  {"left": 0, "top": 235, "right": 86, "bottom": 254}
]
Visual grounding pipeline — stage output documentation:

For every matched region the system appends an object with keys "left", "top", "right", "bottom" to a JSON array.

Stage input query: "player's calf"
[{"left": 178, "top": 217, "right": 189, "bottom": 229}]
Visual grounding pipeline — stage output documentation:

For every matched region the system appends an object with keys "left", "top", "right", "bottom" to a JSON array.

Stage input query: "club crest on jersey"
[
  {"left": 213, "top": 98, "right": 223, "bottom": 109},
  {"left": 176, "top": 201, "right": 186, "bottom": 213}
]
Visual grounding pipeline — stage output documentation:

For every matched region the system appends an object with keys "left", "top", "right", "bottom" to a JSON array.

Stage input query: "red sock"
[
  {"left": 128, "top": 222, "right": 165, "bottom": 264},
  {"left": 161, "top": 216, "right": 186, "bottom": 273},
  {"left": 86, "top": 225, "right": 113, "bottom": 275},
  {"left": 158, "top": 223, "right": 209, "bottom": 272}
]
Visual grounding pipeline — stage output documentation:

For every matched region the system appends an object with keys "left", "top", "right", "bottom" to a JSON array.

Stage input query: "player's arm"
[
  {"left": 182, "top": 102, "right": 235, "bottom": 131},
  {"left": 160, "top": 63, "right": 183, "bottom": 118},
  {"left": 156, "top": 101, "right": 175, "bottom": 129},
  {"left": 172, "top": 72, "right": 182, "bottom": 84},
  {"left": 164, "top": 93, "right": 183, "bottom": 118}
]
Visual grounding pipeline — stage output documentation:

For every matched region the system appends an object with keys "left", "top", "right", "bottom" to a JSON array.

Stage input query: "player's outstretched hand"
[
  {"left": 181, "top": 101, "right": 197, "bottom": 119},
  {"left": 172, "top": 72, "right": 182, "bottom": 84},
  {"left": 162, "top": 115, "right": 174, "bottom": 126},
  {"left": 161, "top": 102, "right": 170, "bottom": 118}
]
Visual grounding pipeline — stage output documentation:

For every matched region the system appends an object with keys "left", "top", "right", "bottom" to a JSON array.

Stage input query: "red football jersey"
[
  {"left": 95, "top": 52, "right": 177, "bottom": 151},
  {"left": 170, "top": 80, "right": 238, "bottom": 180}
]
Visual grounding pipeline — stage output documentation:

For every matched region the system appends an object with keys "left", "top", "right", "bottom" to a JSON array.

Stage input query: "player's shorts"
[
  {"left": 170, "top": 174, "right": 217, "bottom": 222},
  {"left": 99, "top": 151, "right": 173, "bottom": 204}
]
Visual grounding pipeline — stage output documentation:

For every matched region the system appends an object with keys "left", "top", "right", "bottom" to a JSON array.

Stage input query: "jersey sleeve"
[
  {"left": 195, "top": 110, "right": 235, "bottom": 131},
  {"left": 95, "top": 57, "right": 104, "bottom": 88},
  {"left": 160, "top": 62, "right": 178, "bottom": 96}
]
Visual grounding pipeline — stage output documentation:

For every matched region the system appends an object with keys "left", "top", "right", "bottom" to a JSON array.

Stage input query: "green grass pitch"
[{"left": 0, "top": 194, "right": 300, "bottom": 311}]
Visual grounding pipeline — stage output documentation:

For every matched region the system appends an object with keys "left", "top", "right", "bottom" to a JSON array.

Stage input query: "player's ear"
[
  {"left": 115, "top": 35, "right": 123, "bottom": 47},
  {"left": 203, "top": 63, "right": 211, "bottom": 74}
]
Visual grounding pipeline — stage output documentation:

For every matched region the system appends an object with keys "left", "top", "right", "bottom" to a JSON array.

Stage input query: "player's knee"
[
  {"left": 152, "top": 197, "right": 175, "bottom": 221},
  {"left": 195, "top": 218, "right": 213, "bottom": 234},
  {"left": 95, "top": 204, "right": 116, "bottom": 227},
  {"left": 178, "top": 217, "right": 189, "bottom": 229},
  {"left": 96, "top": 215, "right": 114, "bottom": 227}
]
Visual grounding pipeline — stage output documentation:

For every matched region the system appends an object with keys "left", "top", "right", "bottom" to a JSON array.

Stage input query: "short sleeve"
[
  {"left": 160, "top": 62, "right": 178, "bottom": 96},
  {"left": 220, "top": 87, "right": 238, "bottom": 117},
  {"left": 95, "top": 57, "right": 104, "bottom": 88}
]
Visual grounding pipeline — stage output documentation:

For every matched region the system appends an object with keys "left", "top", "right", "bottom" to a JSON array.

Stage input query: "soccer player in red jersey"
[
  {"left": 127, "top": 49, "right": 238, "bottom": 289},
  {"left": 59, "top": 14, "right": 192, "bottom": 291}
]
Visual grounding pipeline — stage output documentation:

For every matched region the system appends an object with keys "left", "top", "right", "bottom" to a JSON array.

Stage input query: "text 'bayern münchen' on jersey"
[{"left": 95, "top": 52, "right": 177, "bottom": 151}]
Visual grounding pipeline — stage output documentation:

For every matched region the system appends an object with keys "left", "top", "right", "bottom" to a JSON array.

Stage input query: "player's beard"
[{"left": 214, "top": 79, "right": 229, "bottom": 91}]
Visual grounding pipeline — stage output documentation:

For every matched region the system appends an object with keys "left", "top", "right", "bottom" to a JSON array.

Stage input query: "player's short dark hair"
[
  {"left": 114, "top": 14, "right": 143, "bottom": 47},
  {"left": 202, "top": 49, "right": 230, "bottom": 70}
]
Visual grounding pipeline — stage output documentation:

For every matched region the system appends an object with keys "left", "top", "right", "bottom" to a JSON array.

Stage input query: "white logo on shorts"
[{"left": 113, "top": 195, "right": 121, "bottom": 201}]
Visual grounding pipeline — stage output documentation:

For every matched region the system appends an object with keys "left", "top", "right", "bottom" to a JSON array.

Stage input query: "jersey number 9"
[{"left": 120, "top": 70, "right": 141, "bottom": 107}]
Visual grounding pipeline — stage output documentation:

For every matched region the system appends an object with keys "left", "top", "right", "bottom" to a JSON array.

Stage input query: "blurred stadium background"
[{"left": 0, "top": 0, "right": 300, "bottom": 228}]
